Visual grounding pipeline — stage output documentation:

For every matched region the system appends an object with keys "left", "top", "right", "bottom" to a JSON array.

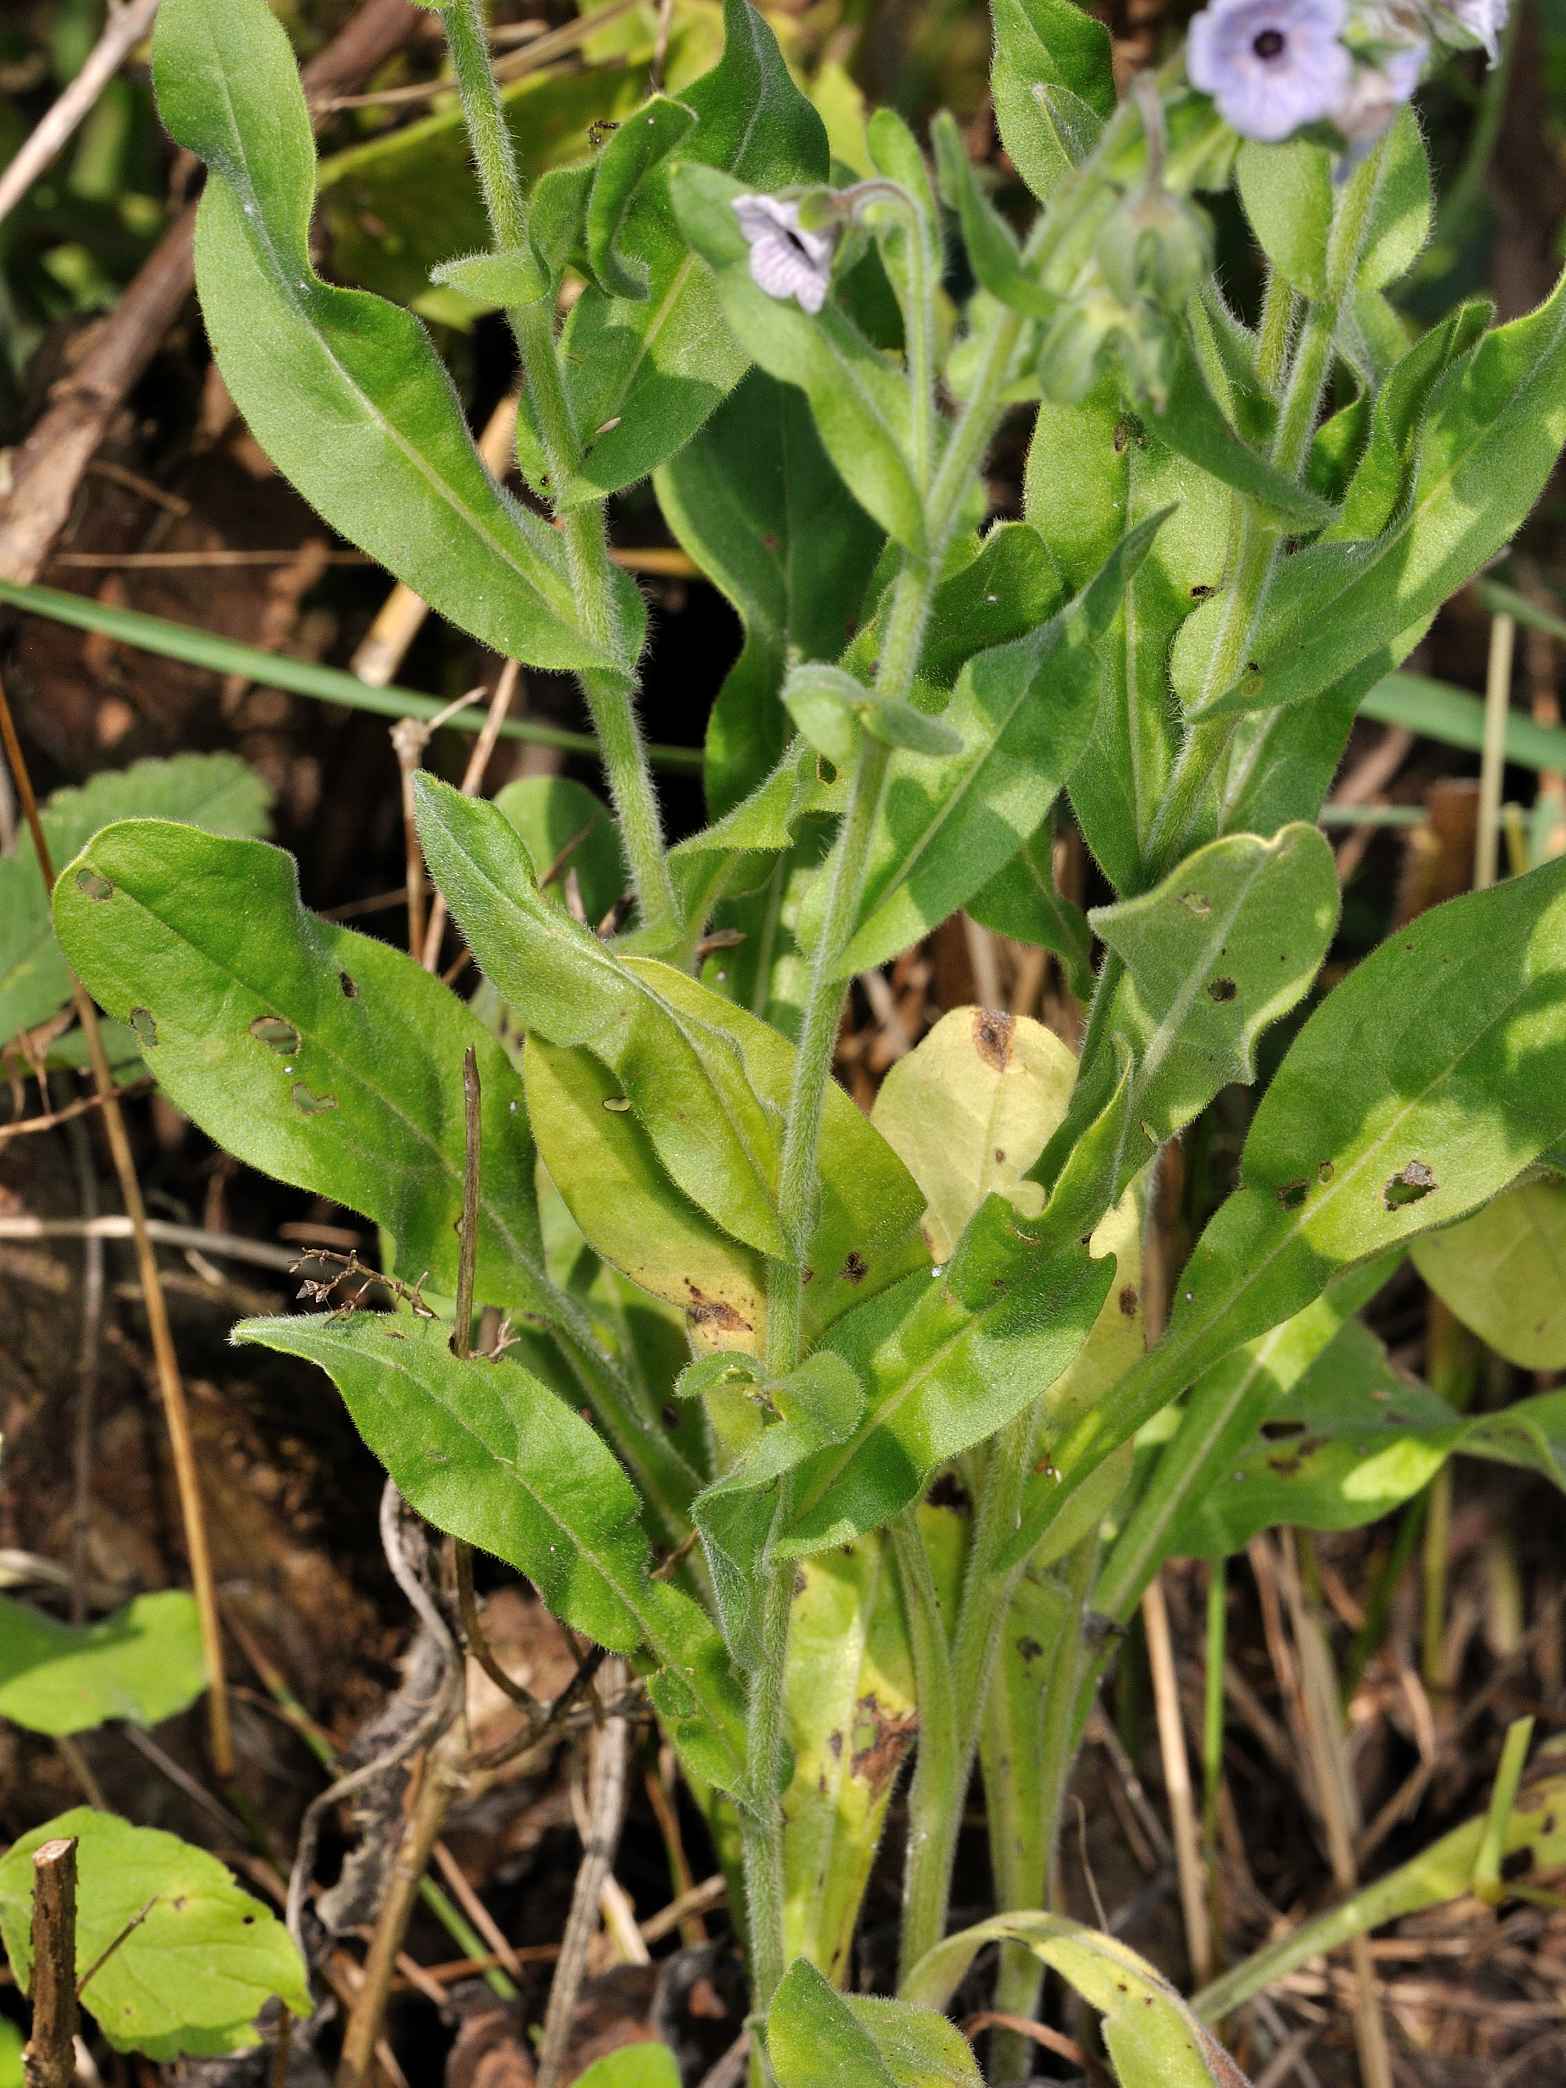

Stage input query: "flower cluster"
[{"left": 1186, "top": 0, "right": 1507, "bottom": 149}]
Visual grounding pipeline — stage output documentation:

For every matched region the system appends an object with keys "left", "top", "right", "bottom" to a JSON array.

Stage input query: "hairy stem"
[{"left": 440, "top": 0, "right": 675, "bottom": 933}]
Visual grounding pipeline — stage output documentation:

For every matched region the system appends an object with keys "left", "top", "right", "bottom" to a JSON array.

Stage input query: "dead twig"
[
  {"left": 419, "top": 661, "right": 522, "bottom": 970},
  {"left": 535, "top": 1661, "right": 633, "bottom": 2088},
  {"left": 24, "top": 1837, "right": 79, "bottom": 2088},
  {"left": 960, "top": 2010, "right": 1090, "bottom": 2072}
]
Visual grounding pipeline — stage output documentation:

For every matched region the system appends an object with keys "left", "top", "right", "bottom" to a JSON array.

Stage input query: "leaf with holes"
[
  {"left": 152, "top": 0, "right": 632, "bottom": 673},
  {"left": 233, "top": 1311, "right": 745, "bottom": 1790},
  {"left": 0, "top": 1808, "right": 308, "bottom": 2059},
  {"left": 1035, "top": 823, "right": 1340, "bottom": 1213},
  {"left": 52, "top": 821, "right": 558, "bottom": 1323},
  {"left": 0, "top": 753, "right": 271, "bottom": 1049},
  {"left": 1005, "top": 852, "right": 1566, "bottom": 1570},
  {"left": 0, "top": 1592, "right": 205, "bottom": 1738}
]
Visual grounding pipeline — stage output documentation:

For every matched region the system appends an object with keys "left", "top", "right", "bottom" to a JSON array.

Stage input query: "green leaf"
[
  {"left": 689, "top": 1351, "right": 864, "bottom": 1657},
  {"left": 1, "top": 752, "right": 271, "bottom": 1047},
  {"left": 768, "top": 1960, "right": 981, "bottom": 2088},
  {"left": 966, "top": 830, "right": 1095, "bottom": 1001},
  {"left": 783, "top": 663, "right": 961, "bottom": 768},
  {"left": 1194, "top": 1771, "right": 1566, "bottom": 2024},
  {"left": 429, "top": 245, "right": 550, "bottom": 307},
  {"left": 654, "top": 367, "right": 884, "bottom": 816},
  {"left": 1026, "top": 389, "right": 1227, "bottom": 892},
  {"left": 52, "top": 821, "right": 557, "bottom": 1321},
  {"left": 572, "top": 2050, "right": 683, "bottom": 2088},
  {"left": 931, "top": 111, "right": 1056, "bottom": 319},
  {"left": 816, "top": 514, "right": 1167, "bottom": 978},
  {"left": 1411, "top": 1174, "right": 1566, "bottom": 1367},
  {"left": 1199, "top": 269, "right": 1566, "bottom": 721},
  {"left": 991, "top": 0, "right": 1114, "bottom": 204},
  {"left": 1006, "top": 852, "right": 1566, "bottom": 1570},
  {"left": 545, "top": 0, "right": 829, "bottom": 502},
  {"left": 1356, "top": 107, "right": 1433, "bottom": 294},
  {"left": 152, "top": 0, "right": 625, "bottom": 674},
  {"left": 493, "top": 774, "right": 624, "bottom": 928},
  {"left": 1037, "top": 824, "right": 1340, "bottom": 1209},
  {"left": 904, "top": 1913, "right": 1249, "bottom": 2085},
  {"left": 420, "top": 775, "right": 925, "bottom": 1317},
  {"left": 0, "top": 1591, "right": 205, "bottom": 1737},
  {"left": 1154, "top": 326, "right": 1334, "bottom": 527},
  {"left": 780, "top": 1532, "right": 926, "bottom": 1980},
  {"left": 233, "top": 1311, "right": 745, "bottom": 1789},
  {"left": 673, "top": 163, "right": 925, "bottom": 551},
  {"left": 0, "top": 2017, "right": 20, "bottom": 2088},
  {"left": 585, "top": 97, "right": 698, "bottom": 299},
  {"left": 780, "top": 1205, "right": 1115, "bottom": 1556},
  {"left": 0, "top": 1808, "right": 309, "bottom": 2059},
  {"left": 1236, "top": 137, "right": 1335, "bottom": 296}
]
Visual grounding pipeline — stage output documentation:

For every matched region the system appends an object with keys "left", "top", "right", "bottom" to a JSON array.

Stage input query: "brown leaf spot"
[
  {"left": 683, "top": 1283, "right": 753, "bottom": 1335},
  {"left": 75, "top": 868, "right": 114, "bottom": 900},
  {"left": 850, "top": 1693, "right": 918, "bottom": 1795},
  {"left": 994, "top": 1147, "right": 1006, "bottom": 1163},
  {"left": 1207, "top": 976, "right": 1238, "bottom": 1003},
  {"left": 1016, "top": 1636, "right": 1044, "bottom": 1664},
  {"left": 129, "top": 1007, "right": 157, "bottom": 1048},
  {"left": 251, "top": 1014, "right": 301, "bottom": 1054},
  {"left": 926, "top": 1469, "right": 970, "bottom": 1512},
  {"left": 1384, "top": 1159, "right": 1437, "bottom": 1210},
  {"left": 1118, "top": 1284, "right": 1138, "bottom": 1317},
  {"left": 339, "top": 970, "right": 358, "bottom": 998},
  {"left": 973, "top": 1007, "right": 1013, "bottom": 1071},
  {"left": 1277, "top": 1178, "right": 1308, "bottom": 1210},
  {"left": 840, "top": 1250, "right": 868, "bottom": 1284}
]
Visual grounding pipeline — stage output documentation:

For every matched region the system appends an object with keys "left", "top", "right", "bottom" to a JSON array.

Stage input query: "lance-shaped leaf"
[
  {"left": 151, "top": 0, "right": 623, "bottom": 674},
  {"left": 991, "top": 0, "right": 1114, "bottom": 204},
  {"left": 545, "top": 0, "right": 828, "bottom": 503},
  {"left": 1194, "top": 1773, "right": 1566, "bottom": 2024},
  {"left": 654, "top": 368, "right": 884, "bottom": 815},
  {"left": 1027, "top": 387, "right": 1228, "bottom": 892},
  {"left": 810, "top": 514, "right": 1167, "bottom": 978},
  {"left": 780, "top": 1529, "right": 937, "bottom": 1981},
  {"left": 1153, "top": 327, "right": 1334, "bottom": 527},
  {"left": 586, "top": 97, "right": 698, "bottom": 299},
  {"left": 1412, "top": 1174, "right": 1566, "bottom": 1367},
  {"left": 234, "top": 1311, "right": 745, "bottom": 1790},
  {"left": 0, "top": 1592, "right": 205, "bottom": 1738},
  {"left": 767, "top": 1960, "right": 981, "bottom": 2088},
  {"left": 672, "top": 163, "right": 926, "bottom": 552},
  {"left": 1097, "top": 1262, "right": 1395, "bottom": 1623},
  {"left": 684, "top": 1351, "right": 863, "bottom": 1656},
  {"left": 1199, "top": 268, "right": 1566, "bottom": 721},
  {"left": 493, "top": 774, "right": 624, "bottom": 928},
  {"left": 1156, "top": 1318, "right": 1566, "bottom": 1558},
  {"left": 966, "top": 830, "right": 1095, "bottom": 1001},
  {"left": 1036, "top": 824, "right": 1340, "bottom": 1204},
  {"left": 779, "top": 1200, "right": 1115, "bottom": 1556},
  {"left": 417, "top": 777, "right": 785, "bottom": 1257},
  {"left": 905, "top": 1913, "right": 1251, "bottom": 2084},
  {"left": 52, "top": 822, "right": 556, "bottom": 1318},
  {"left": 1, "top": 752, "right": 271, "bottom": 1048},
  {"left": 931, "top": 111, "right": 1056, "bottom": 319},
  {"left": 1236, "top": 109, "right": 1429, "bottom": 303},
  {"left": 420, "top": 776, "right": 925, "bottom": 1290},
  {"left": 0, "top": 1808, "right": 309, "bottom": 2060},
  {"left": 1005, "top": 851, "right": 1566, "bottom": 1570}
]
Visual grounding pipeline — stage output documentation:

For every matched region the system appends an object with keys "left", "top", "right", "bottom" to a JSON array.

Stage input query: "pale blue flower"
[
  {"left": 1188, "top": 0, "right": 1354, "bottom": 141},
  {"left": 732, "top": 195, "right": 836, "bottom": 315},
  {"left": 1433, "top": 0, "right": 1507, "bottom": 62},
  {"left": 1332, "top": 39, "right": 1425, "bottom": 161}
]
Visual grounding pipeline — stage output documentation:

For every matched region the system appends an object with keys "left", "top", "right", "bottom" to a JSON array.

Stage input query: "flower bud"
[{"left": 1096, "top": 189, "right": 1213, "bottom": 311}]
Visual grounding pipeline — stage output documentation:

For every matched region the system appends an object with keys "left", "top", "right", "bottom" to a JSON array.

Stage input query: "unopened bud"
[{"left": 1096, "top": 189, "right": 1212, "bottom": 311}]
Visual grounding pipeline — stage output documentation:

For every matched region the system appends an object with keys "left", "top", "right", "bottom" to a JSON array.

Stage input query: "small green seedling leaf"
[
  {"left": 0, "top": 1808, "right": 309, "bottom": 2059},
  {"left": 0, "top": 1592, "right": 205, "bottom": 1737},
  {"left": 768, "top": 1959, "right": 981, "bottom": 2087}
]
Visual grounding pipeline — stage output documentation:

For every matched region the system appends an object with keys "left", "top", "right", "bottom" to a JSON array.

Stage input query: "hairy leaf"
[
  {"left": 768, "top": 1960, "right": 981, "bottom": 2088},
  {"left": 234, "top": 1311, "right": 744, "bottom": 1788},
  {"left": 152, "top": 0, "right": 626, "bottom": 672},
  {"left": 0, "top": 1808, "right": 309, "bottom": 2059},
  {"left": 53, "top": 822, "right": 556, "bottom": 1318},
  {"left": 1, "top": 753, "right": 270, "bottom": 1048},
  {"left": 1007, "top": 854, "right": 1566, "bottom": 1567},
  {"left": 991, "top": 0, "right": 1114, "bottom": 204},
  {"left": 966, "top": 830, "right": 1095, "bottom": 1000}
]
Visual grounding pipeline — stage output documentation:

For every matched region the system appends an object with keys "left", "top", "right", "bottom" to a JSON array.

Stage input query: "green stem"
[
  {"left": 889, "top": 1516, "right": 961, "bottom": 1988},
  {"left": 740, "top": 1537, "right": 795, "bottom": 2013},
  {"left": 440, "top": 0, "right": 676, "bottom": 934}
]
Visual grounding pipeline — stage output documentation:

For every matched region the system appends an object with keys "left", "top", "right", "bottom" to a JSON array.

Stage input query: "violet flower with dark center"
[{"left": 1187, "top": 0, "right": 1354, "bottom": 141}]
